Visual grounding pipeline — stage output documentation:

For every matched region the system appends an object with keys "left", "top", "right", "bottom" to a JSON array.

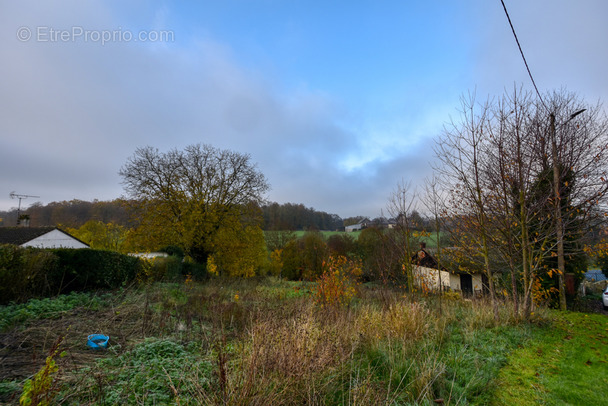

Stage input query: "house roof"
[
  {"left": 412, "top": 246, "right": 486, "bottom": 274},
  {"left": 584, "top": 270, "right": 607, "bottom": 282},
  {"left": 0, "top": 227, "right": 88, "bottom": 247}
]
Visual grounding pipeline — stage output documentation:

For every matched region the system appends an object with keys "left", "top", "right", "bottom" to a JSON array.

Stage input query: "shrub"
[
  {"left": 312, "top": 256, "right": 361, "bottom": 307},
  {"left": 150, "top": 256, "right": 183, "bottom": 281},
  {"left": 0, "top": 245, "right": 57, "bottom": 304},
  {"left": 0, "top": 245, "right": 145, "bottom": 303},
  {"left": 48, "top": 248, "right": 143, "bottom": 292}
]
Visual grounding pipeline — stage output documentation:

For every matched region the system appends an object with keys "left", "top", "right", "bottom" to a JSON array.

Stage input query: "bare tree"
[
  {"left": 434, "top": 88, "right": 608, "bottom": 317},
  {"left": 422, "top": 174, "right": 446, "bottom": 314},
  {"left": 434, "top": 93, "right": 500, "bottom": 320},
  {"left": 386, "top": 180, "right": 418, "bottom": 293}
]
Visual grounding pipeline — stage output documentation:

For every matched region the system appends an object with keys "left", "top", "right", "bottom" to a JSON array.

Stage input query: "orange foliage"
[{"left": 312, "top": 255, "right": 361, "bottom": 307}]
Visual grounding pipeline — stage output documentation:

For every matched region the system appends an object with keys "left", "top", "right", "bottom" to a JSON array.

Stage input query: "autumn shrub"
[
  {"left": 139, "top": 255, "right": 184, "bottom": 282},
  {"left": 268, "top": 248, "right": 283, "bottom": 276},
  {"left": 212, "top": 224, "right": 268, "bottom": 277},
  {"left": 441, "top": 290, "right": 461, "bottom": 301},
  {"left": 312, "top": 255, "right": 362, "bottom": 307}
]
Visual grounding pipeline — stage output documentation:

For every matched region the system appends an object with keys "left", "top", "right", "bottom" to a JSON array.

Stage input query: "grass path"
[{"left": 493, "top": 311, "right": 608, "bottom": 405}]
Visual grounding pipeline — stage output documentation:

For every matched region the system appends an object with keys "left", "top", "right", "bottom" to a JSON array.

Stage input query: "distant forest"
[{"left": 0, "top": 200, "right": 349, "bottom": 231}]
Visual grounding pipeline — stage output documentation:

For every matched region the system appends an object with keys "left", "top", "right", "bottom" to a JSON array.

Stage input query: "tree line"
[{"left": 1, "top": 199, "right": 346, "bottom": 232}]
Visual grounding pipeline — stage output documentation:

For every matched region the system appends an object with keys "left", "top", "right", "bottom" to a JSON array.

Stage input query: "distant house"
[
  {"left": 345, "top": 218, "right": 370, "bottom": 232},
  {"left": 129, "top": 252, "right": 169, "bottom": 259},
  {"left": 0, "top": 227, "right": 89, "bottom": 249},
  {"left": 411, "top": 243, "right": 487, "bottom": 296}
]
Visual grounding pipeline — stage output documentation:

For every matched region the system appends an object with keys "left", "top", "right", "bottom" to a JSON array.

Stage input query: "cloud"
[
  {"left": 0, "top": 0, "right": 412, "bottom": 217},
  {"left": 2, "top": 1, "right": 605, "bottom": 219}
]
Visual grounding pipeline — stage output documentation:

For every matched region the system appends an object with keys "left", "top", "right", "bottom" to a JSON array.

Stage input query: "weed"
[
  {"left": 0, "top": 381, "right": 20, "bottom": 404},
  {"left": 19, "top": 336, "right": 65, "bottom": 406},
  {"left": 0, "top": 291, "right": 111, "bottom": 331},
  {"left": 63, "top": 338, "right": 213, "bottom": 405}
]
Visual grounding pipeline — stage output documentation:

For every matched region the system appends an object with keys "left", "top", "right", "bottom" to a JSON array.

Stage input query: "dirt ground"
[{"left": 0, "top": 297, "right": 149, "bottom": 385}]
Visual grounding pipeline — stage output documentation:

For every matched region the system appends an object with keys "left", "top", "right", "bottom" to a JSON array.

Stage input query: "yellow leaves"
[
  {"left": 207, "top": 256, "right": 218, "bottom": 276},
  {"left": 212, "top": 225, "right": 267, "bottom": 277},
  {"left": 312, "top": 255, "right": 361, "bottom": 307},
  {"left": 269, "top": 249, "right": 283, "bottom": 277}
]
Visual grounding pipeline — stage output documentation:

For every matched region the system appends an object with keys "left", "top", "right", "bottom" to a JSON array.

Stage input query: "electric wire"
[{"left": 499, "top": 0, "right": 549, "bottom": 112}]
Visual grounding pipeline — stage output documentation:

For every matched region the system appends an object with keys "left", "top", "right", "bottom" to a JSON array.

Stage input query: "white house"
[
  {"left": 0, "top": 227, "right": 89, "bottom": 249},
  {"left": 345, "top": 218, "right": 370, "bottom": 232}
]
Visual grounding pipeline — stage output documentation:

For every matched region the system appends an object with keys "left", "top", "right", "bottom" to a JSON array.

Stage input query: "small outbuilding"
[
  {"left": 0, "top": 227, "right": 89, "bottom": 249},
  {"left": 411, "top": 243, "right": 487, "bottom": 296}
]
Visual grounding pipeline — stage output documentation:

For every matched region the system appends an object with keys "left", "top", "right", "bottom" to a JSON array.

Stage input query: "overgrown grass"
[
  {"left": 1, "top": 278, "right": 602, "bottom": 405},
  {"left": 67, "top": 338, "right": 214, "bottom": 405}
]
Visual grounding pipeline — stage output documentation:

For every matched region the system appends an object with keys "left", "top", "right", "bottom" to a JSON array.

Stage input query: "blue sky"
[{"left": 1, "top": 1, "right": 607, "bottom": 218}]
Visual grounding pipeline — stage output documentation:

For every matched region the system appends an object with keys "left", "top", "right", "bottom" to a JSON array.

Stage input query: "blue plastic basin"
[{"left": 87, "top": 334, "right": 109, "bottom": 349}]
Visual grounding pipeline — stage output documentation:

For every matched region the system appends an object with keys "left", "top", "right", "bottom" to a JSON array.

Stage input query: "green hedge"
[
  {"left": 0, "top": 245, "right": 57, "bottom": 304},
  {"left": 0, "top": 245, "right": 145, "bottom": 304},
  {"left": 48, "top": 248, "right": 143, "bottom": 293}
]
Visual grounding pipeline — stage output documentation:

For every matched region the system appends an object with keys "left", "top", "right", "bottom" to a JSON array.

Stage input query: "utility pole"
[
  {"left": 9, "top": 192, "right": 40, "bottom": 226},
  {"left": 550, "top": 113, "right": 567, "bottom": 311},
  {"left": 551, "top": 109, "right": 585, "bottom": 311}
]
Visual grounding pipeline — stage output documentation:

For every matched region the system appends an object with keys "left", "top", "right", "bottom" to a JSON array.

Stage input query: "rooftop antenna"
[{"left": 10, "top": 192, "right": 40, "bottom": 225}]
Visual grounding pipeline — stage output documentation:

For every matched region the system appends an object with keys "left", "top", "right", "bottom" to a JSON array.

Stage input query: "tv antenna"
[{"left": 10, "top": 192, "right": 40, "bottom": 225}]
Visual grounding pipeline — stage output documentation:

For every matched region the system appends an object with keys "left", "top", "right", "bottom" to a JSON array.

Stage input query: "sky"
[{"left": 1, "top": 0, "right": 607, "bottom": 218}]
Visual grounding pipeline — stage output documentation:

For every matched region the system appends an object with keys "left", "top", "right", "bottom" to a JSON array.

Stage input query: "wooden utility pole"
[
  {"left": 550, "top": 113, "right": 567, "bottom": 311},
  {"left": 551, "top": 109, "right": 586, "bottom": 311}
]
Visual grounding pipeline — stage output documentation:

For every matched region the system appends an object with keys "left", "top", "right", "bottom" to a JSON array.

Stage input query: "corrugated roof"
[{"left": 585, "top": 270, "right": 607, "bottom": 282}]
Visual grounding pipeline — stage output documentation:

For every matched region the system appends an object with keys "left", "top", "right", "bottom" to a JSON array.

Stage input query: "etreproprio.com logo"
[{"left": 17, "top": 26, "right": 174, "bottom": 45}]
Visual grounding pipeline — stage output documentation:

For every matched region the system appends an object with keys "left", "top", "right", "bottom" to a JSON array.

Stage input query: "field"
[
  {"left": 1, "top": 278, "right": 606, "bottom": 405},
  {"left": 292, "top": 230, "right": 443, "bottom": 247}
]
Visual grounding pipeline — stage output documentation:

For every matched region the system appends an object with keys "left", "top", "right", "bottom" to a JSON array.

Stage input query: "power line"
[{"left": 499, "top": 0, "right": 548, "bottom": 112}]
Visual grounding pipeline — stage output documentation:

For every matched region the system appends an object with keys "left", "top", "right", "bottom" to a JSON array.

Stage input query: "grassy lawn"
[
  {"left": 1, "top": 279, "right": 605, "bottom": 405},
  {"left": 493, "top": 311, "right": 608, "bottom": 406}
]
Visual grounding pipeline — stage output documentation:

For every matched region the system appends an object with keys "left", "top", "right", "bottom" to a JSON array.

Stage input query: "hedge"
[{"left": 0, "top": 245, "right": 145, "bottom": 304}]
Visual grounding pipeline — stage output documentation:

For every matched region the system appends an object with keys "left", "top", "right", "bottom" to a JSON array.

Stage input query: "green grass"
[
  {"left": 290, "top": 229, "right": 443, "bottom": 246},
  {"left": 0, "top": 291, "right": 112, "bottom": 331},
  {"left": 292, "top": 229, "right": 362, "bottom": 239},
  {"left": 492, "top": 311, "right": 608, "bottom": 406},
  {"left": 76, "top": 338, "right": 213, "bottom": 405}
]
